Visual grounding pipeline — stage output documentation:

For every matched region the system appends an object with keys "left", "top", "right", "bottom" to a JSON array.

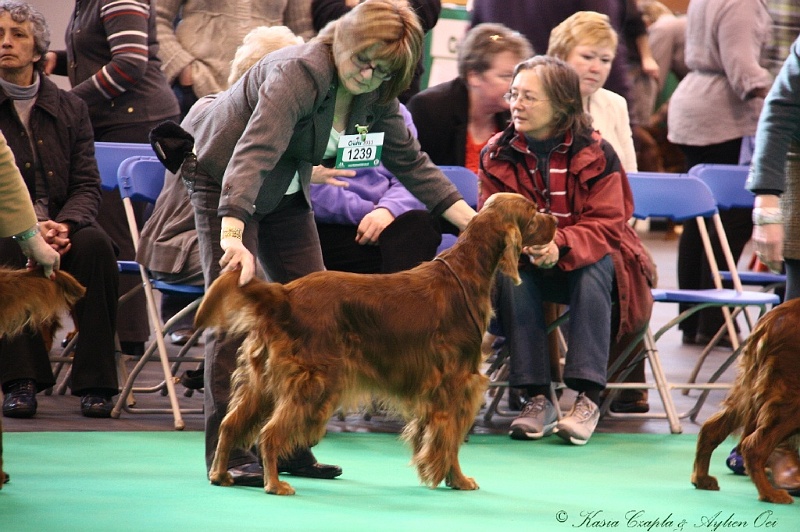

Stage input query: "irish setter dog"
[
  {"left": 0, "top": 268, "right": 86, "bottom": 489},
  {"left": 195, "top": 193, "right": 557, "bottom": 495},
  {"left": 692, "top": 298, "right": 800, "bottom": 503}
]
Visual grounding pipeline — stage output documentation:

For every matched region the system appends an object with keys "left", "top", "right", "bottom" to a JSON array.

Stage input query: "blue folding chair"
[
  {"left": 687, "top": 164, "right": 786, "bottom": 393},
  {"left": 112, "top": 155, "right": 203, "bottom": 429},
  {"left": 437, "top": 166, "right": 479, "bottom": 253},
  {"left": 688, "top": 163, "right": 787, "bottom": 294},
  {"left": 626, "top": 173, "right": 780, "bottom": 432}
]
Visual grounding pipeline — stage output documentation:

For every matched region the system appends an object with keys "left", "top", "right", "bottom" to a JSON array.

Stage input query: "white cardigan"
[{"left": 586, "top": 88, "right": 638, "bottom": 173}]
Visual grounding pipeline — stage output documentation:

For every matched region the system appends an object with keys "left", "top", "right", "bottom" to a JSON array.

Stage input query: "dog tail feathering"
[{"left": 194, "top": 271, "right": 289, "bottom": 336}]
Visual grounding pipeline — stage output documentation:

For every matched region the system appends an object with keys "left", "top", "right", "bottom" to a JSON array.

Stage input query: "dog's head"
[
  {"left": 481, "top": 193, "right": 557, "bottom": 284},
  {"left": 0, "top": 268, "right": 86, "bottom": 343}
]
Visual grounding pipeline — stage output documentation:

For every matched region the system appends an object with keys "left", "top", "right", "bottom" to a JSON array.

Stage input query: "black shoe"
[
  {"left": 694, "top": 332, "right": 740, "bottom": 349},
  {"left": 80, "top": 394, "right": 113, "bottom": 418},
  {"left": 2, "top": 379, "right": 37, "bottom": 418},
  {"left": 279, "top": 461, "right": 343, "bottom": 479},
  {"left": 120, "top": 341, "right": 145, "bottom": 358},
  {"left": 180, "top": 368, "right": 204, "bottom": 390},
  {"left": 227, "top": 462, "right": 265, "bottom": 487},
  {"left": 681, "top": 332, "right": 699, "bottom": 346},
  {"left": 278, "top": 448, "right": 342, "bottom": 479},
  {"left": 609, "top": 399, "right": 650, "bottom": 413},
  {"left": 2, "top": 471, "right": 8, "bottom": 485}
]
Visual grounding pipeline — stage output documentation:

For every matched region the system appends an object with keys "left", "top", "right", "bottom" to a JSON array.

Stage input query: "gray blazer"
[{"left": 187, "top": 41, "right": 461, "bottom": 222}]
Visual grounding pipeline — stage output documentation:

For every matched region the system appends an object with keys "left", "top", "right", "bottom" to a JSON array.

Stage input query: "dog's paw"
[
  {"left": 446, "top": 474, "right": 479, "bottom": 491},
  {"left": 759, "top": 489, "right": 794, "bottom": 504},
  {"left": 209, "top": 471, "right": 234, "bottom": 487},
  {"left": 691, "top": 474, "right": 719, "bottom": 491},
  {"left": 266, "top": 480, "right": 296, "bottom": 495}
]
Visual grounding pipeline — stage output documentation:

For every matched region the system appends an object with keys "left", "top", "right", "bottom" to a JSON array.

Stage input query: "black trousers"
[
  {"left": 0, "top": 226, "right": 119, "bottom": 395},
  {"left": 315, "top": 210, "right": 443, "bottom": 274},
  {"left": 677, "top": 139, "right": 752, "bottom": 338}
]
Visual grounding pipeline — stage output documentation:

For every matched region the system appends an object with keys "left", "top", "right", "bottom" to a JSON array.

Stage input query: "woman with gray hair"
[{"left": 407, "top": 22, "right": 533, "bottom": 174}]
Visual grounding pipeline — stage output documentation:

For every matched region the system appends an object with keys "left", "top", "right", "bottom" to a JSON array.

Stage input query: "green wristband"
[{"left": 12, "top": 223, "right": 39, "bottom": 242}]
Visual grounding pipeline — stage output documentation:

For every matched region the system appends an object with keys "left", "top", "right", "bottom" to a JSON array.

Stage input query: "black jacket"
[
  {"left": 0, "top": 75, "right": 101, "bottom": 231},
  {"left": 407, "top": 76, "right": 510, "bottom": 167}
]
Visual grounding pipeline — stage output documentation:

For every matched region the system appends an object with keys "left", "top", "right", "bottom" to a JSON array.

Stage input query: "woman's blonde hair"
[
  {"left": 547, "top": 11, "right": 618, "bottom": 60},
  {"left": 315, "top": 0, "right": 423, "bottom": 104},
  {"left": 228, "top": 26, "right": 304, "bottom": 86},
  {"left": 457, "top": 23, "right": 533, "bottom": 80},
  {"left": 513, "top": 56, "right": 593, "bottom": 138}
]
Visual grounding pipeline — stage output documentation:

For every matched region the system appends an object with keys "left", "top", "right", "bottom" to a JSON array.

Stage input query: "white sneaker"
[
  {"left": 556, "top": 393, "right": 599, "bottom": 445},
  {"left": 509, "top": 395, "right": 558, "bottom": 440}
]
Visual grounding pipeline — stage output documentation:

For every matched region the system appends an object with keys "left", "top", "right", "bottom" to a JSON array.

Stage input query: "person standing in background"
[
  {"left": 155, "top": 0, "right": 315, "bottom": 119},
  {"left": 667, "top": 0, "right": 771, "bottom": 347},
  {"left": 45, "top": 0, "right": 179, "bottom": 355},
  {"left": 45, "top": 0, "right": 180, "bottom": 359}
]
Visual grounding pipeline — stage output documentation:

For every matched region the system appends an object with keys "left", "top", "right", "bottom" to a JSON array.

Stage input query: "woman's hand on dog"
[
  {"left": 220, "top": 239, "right": 255, "bottom": 286},
  {"left": 18, "top": 233, "right": 60, "bottom": 279}
]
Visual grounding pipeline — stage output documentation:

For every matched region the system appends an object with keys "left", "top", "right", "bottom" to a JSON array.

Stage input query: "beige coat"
[
  {"left": 0, "top": 133, "right": 37, "bottom": 238},
  {"left": 155, "top": 0, "right": 315, "bottom": 98}
]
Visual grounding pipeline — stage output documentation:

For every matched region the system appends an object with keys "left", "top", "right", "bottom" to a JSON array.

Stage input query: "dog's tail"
[{"left": 194, "top": 270, "right": 289, "bottom": 336}]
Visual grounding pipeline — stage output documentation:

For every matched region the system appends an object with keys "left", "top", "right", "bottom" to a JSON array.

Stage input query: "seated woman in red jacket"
[{"left": 479, "top": 55, "right": 654, "bottom": 446}]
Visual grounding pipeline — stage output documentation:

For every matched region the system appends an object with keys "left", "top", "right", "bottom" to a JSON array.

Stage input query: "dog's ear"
[
  {"left": 498, "top": 223, "right": 522, "bottom": 285},
  {"left": 53, "top": 271, "right": 87, "bottom": 306},
  {"left": 526, "top": 212, "right": 558, "bottom": 246}
]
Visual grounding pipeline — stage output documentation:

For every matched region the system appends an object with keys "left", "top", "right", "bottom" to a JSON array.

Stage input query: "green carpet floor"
[{"left": 0, "top": 431, "right": 796, "bottom": 531}]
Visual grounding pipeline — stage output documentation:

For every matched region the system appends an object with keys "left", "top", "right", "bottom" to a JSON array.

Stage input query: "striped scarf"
[{"left": 520, "top": 131, "right": 575, "bottom": 228}]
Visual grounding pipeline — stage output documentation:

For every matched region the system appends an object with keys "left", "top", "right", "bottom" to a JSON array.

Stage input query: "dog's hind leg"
[
  {"left": 741, "top": 414, "right": 798, "bottom": 504},
  {"left": 258, "top": 389, "right": 341, "bottom": 495},
  {"left": 692, "top": 407, "right": 738, "bottom": 492}
]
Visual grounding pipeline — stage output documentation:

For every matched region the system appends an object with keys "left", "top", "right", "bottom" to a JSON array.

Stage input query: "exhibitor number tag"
[{"left": 335, "top": 132, "right": 384, "bottom": 169}]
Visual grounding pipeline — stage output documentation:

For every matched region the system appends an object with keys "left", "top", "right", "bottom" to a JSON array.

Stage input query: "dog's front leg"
[
  {"left": 259, "top": 426, "right": 295, "bottom": 495},
  {"left": 444, "top": 373, "right": 485, "bottom": 491},
  {"left": 208, "top": 425, "right": 235, "bottom": 487}
]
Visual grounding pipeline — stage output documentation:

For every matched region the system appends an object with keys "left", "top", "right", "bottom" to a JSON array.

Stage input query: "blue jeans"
[
  {"left": 495, "top": 255, "right": 615, "bottom": 390},
  {"left": 189, "top": 167, "right": 324, "bottom": 469}
]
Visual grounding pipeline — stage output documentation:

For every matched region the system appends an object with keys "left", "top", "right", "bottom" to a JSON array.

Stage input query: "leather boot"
[{"left": 766, "top": 443, "right": 800, "bottom": 493}]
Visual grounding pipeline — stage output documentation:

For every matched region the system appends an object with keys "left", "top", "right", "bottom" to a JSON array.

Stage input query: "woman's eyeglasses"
[
  {"left": 351, "top": 54, "right": 394, "bottom": 81},
  {"left": 503, "top": 91, "right": 549, "bottom": 106}
]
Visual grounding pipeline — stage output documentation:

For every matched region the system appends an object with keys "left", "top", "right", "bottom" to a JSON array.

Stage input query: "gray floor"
[{"left": 3, "top": 225, "right": 760, "bottom": 436}]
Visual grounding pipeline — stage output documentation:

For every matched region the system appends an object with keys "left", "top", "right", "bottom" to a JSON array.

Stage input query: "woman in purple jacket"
[{"left": 311, "top": 104, "right": 444, "bottom": 274}]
